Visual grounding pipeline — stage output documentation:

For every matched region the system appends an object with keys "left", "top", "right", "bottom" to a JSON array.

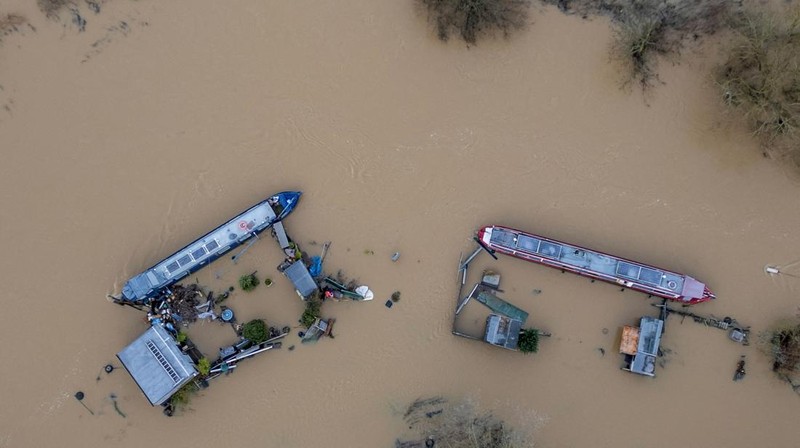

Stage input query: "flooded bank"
[{"left": 1, "top": 0, "right": 799, "bottom": 447}]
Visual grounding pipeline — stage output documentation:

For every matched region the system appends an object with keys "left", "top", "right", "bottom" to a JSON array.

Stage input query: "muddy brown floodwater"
[{"left": 1, "top": 1, "right": 799, "bottom": 447}]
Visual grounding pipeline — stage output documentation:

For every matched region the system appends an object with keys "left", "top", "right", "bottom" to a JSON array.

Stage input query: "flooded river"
[{"left": 1, "top": 1, "right": 799, "bottom": 446}]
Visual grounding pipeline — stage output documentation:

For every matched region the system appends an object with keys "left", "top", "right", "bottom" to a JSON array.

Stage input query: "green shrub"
[
  {"left": 176, "top": 330, "right": 188, "bottom": 344},
  {"left": 243, "top": 319, "right": 268, "bottom": 343},
  {"left": 197, "top": 358, "right": 211, "bottom": 376},
  {"left": 170, "top": 381, "right": 199, "bottom": 410},
  {"left": 518, "top": 328, "right": 539, "bottom": 353},
  {"left": 239, "top": 273, "right": 259, "bottom": 292},
  {"left": 300, "top": 298, "right": 322, "bottom": 328}
]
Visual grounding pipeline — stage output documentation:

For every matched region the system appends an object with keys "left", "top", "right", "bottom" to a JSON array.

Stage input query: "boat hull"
[
  {"left": 120, "top": 191, "right": 302, "bottom": 303},
  {"left": 478, "top": 225, "right": 714, "bottom": 305}
]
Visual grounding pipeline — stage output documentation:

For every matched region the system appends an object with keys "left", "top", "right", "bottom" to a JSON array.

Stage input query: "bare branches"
[
  {"left": 716, "top": 7, "right": 800, "bottom": 166},
  {"left": 418, "top": 0, "right": 532, "bottom": 45}
]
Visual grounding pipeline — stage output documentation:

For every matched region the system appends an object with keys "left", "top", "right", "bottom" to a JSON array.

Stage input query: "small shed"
[
  {"left": 484, "top": 314, "right": 523, "bottom": 350},
  {"left": 117, "top": 324, "right": 199, "bottom": 406},
  {"left": 619, "top": 316, "right": 663, "bottom": 377},
  {"left": 283, "top": 260, "right": 319, "bottom": 299}
]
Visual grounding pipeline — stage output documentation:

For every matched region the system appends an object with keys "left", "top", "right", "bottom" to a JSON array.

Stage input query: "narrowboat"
[
  {"left": 119, "top": 191, "right": 301, "bottom": 303},
  {"left": 477, "top": 225, "right": 715, "bottom": 305}
]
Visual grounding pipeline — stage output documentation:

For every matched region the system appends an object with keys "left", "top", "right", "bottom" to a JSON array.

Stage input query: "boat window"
[
  {"left": 516, "top": 235, "right": 540, "bottom": 252},
  {"left": 638, "top": 267, "right": 663, "bottom": 286},
  {"left": 205, "top": 240, "right": 219, "bottom": 252},
  {"left": 177, "top": 254, "right": 192, "bottom": 267},
  {"left": 537, "top": 241, "right": 562, "bottom": 258},
  {"left": 489, "top": 229, "right": 516, "bottom": 247},
  {"left": 165, "top": 261, "right": 180, "bottom": 274},
  {"left": 191, "top": 247, "right": 207, "bottom": 260},
  {"left": 617, "top": 262, "right": 642, "bottom": 279}
]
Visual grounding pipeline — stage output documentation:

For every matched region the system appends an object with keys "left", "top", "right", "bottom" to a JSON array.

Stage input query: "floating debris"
[
  {"left": 74, "top": 391, "right": 94, "bottom": 415},
  {"left": 391, "top": 252, "right": 401, "bottom": 262},
  {"left": 110, "top": 393, "right": 126, "bottom": 418},
  {"left": 391, "top": 291, "right": 401, "bottom": 302},
  {"left": 70, "top": 7, "right": 86, "bottom": 32},
  {"left": 734, "top": 356, "right": 746, "bottom": 382},
  {"left": 86, "top": 0, "right": 100, "bottom": 14}
]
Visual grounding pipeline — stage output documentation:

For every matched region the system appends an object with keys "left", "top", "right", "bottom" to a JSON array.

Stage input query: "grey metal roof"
[
  {"left": 630, "top": 316, "right": 663, "bottom": 376},
  {"left": 117, "top": 324, "right": 198, "bottom": 406},
  {"left": 284, "top": 260, "right": 318, "bottom": 298},
  {"left": 484, "top": 314, "right": 522, "bottom": 350}
]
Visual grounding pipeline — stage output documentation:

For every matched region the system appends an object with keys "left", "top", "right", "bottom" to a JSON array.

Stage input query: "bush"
[
  {"left": 197, "top": 358, "right": 211, "bottom": 376},
  {"left": 610, "top": 13, "right": 669, "bottom": 90},
  {"left": 518, "top": 328, "right": 539, "bottom": 353},
  {"left": 239, "top": 273, "right": 259, "bottom": 292},
  {"left": 417, "top": 0, "right": 531, "bottom": 45},
  {"left": 170, "top": 381, "right": 199, "bottom": 411},
  {"left": 176, "top": 330, "right": 188, "bottom": 344},
  {"left": 761, "top": 317, "right": 800, "bottom": 392},
  {"left": 243, "top": 319, "right": 268, "bottom": 343},
  {"left": 300, "top": 297, "right": 322, "bottom": 328},
  {"left": 715, "top": 7, "right": 800, "bottom": 166},
  {"left": 544, "top": 0, "right": 730, "bottom": 90}
]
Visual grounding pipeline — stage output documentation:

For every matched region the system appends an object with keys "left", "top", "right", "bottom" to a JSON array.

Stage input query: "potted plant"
[
  {"left": 238, "top": 273, "right": 259, "bottom": 292},
  {"left": 518, "top": 328, "right": 540, "bottom": 354}
]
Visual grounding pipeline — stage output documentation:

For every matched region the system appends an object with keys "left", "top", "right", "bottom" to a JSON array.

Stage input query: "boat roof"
[
  {"left": 482, "top": 225, "right": 691, "bottom": 299},
  {"left": 122, "top": 191, "right": 301, "bottom": 302},
  {"left": 117, "top": 324, "right": 198, "bottom": 406}
]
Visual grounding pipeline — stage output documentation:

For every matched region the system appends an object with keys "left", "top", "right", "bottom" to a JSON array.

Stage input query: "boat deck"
[
  {"left": 485, "top": 226, "right": 686, "bottom": 298},
  {"left": 122, "top": 192, "right": 301, "bottom": 302}
]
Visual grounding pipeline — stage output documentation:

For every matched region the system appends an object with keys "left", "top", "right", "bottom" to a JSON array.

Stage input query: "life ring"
[
  {"left": 238, "top": 221, "right": 248, "bottom": 231},
  {"left": 667, "top": 280, "right": 677, "bottom": 290}
]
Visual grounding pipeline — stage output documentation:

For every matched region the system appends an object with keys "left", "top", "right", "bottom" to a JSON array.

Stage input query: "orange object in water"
[{"left": 619, "top": 325, "right": 640, "bottom": 355}]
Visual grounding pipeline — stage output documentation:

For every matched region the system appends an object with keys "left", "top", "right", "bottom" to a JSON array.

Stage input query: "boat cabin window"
[
  {"left": 638, "top": 267, "right": 663, "bottom": 286},
  {"left": 191, "top": 247, "right": 207, "bottom": 260},
  {"left": 489, "top": 229, "right": 517, "bottom": 247},
  {"left": 177, "top": 254, "right": 192, "bottom": 267},
  {"left": 516, "top": 235, "right": 540, "bottom": 252},
  {"left": 205, "top": 240, "right": 219, "bottom": 252},
  {"left": 616, "top": 261, "right": 642, "bottom": 280},
  {"left": 537, "top": 241, "right": 562, "bottom": 258},
  {"left": 165, "top": 261, "right": 180, "bottom": 274}
]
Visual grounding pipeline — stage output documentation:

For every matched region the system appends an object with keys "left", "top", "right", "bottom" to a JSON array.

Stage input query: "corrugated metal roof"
[
  {"left": 284, "top": 260, "right": 318, "bottom": 298},
  {"left": 117, "top": 325, "right": 198, "bottom": 406}
]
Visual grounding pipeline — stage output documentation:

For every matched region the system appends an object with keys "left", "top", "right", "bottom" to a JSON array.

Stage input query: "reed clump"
[
  {"left": 417, "top": 0, "right": 531, "bottom": 45},
  {"left": 761, "top": 316, "right": 800, "bottom": 393},
  {"left": 397, "top": 397, "right": 532, "bottom": 448},
  {"left": 37, "top": 0, "right": 69, "bottom": 18},
  {"left": 715, "top": 7, "right": 800, "bottom": 166}
]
